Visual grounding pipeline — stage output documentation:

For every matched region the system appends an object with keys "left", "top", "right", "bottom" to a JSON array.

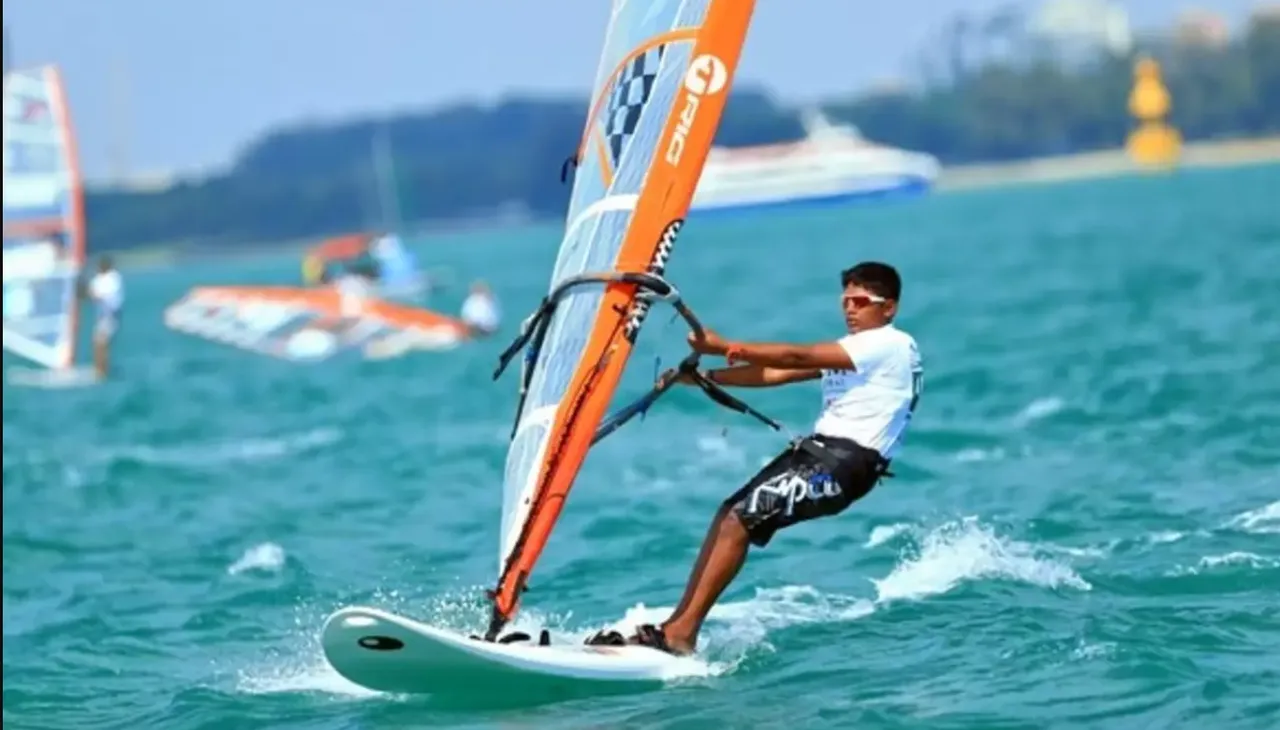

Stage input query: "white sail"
[{"left": 2, "top": 65, "right": 86, "bottom": 370}]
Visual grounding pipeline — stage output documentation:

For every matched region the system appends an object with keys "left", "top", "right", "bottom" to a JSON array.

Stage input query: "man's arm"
[
  {"left": 714, "top": 340, "right": 854, "bottom": 371},
  {"left": 701, "top": 364, "right": 821, "bottom": 388}
]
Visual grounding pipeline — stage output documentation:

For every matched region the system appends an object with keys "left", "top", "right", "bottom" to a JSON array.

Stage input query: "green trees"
[{"left": 89, "top": 15, "right": 1280, "bottom": 254}]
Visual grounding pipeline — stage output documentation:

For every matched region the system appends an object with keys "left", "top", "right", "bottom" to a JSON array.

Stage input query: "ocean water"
[{"left": 4, "top": 163, "right": 1279, "bottom": 730}]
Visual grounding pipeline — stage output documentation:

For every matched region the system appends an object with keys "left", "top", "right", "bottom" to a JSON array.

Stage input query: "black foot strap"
[
  {"left": 474, "top": 629, "right": 552, "bottom": 646},
  {"left": 583, "top": 624, "right": 678, "bottom": 655},
  {"left": 630, "top": 624, "right": 677, "bottom": 655},
  {"left": 584, "top": 629, "right": 626, "bottom": 646}
]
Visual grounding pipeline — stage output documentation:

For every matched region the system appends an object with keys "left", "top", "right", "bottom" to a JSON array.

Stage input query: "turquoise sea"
[{"left": 4, "top": 164, "right": 1279, "bottom": 729}]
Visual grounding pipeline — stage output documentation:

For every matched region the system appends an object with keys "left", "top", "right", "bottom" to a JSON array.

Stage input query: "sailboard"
[
  {"left": 2, "top": 64, "right": 97, "bottom": 386},
  {"left": 163, "top": 285, "right": 469, "bottom": 362},
  {"left": 322, "top": 0, "right": 780, "bottom": 693}
]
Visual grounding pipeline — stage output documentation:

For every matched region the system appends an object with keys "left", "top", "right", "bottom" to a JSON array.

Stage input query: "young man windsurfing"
[
  {"left": 587, "top": 261, "right": 923, "bottom": 655},
  {"left": 86, "top": 256, "right": 124, "bottom": 379}
]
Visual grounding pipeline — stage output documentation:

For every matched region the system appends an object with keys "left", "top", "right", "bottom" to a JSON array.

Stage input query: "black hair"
[{"left": 840, "top": 261, "right": 901, "bottom": 301}]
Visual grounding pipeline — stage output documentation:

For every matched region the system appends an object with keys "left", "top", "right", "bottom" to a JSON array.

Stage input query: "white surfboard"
[
  {"left": 6, "top": 365, "right": 100, "bottom": 389},
  {"left": 321, "top": 606, "right": 689, "bottom": 694}
]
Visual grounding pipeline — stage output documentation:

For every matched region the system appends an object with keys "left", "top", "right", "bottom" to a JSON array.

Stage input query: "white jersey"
[
  {"left": 813, "top": 324, "right": 922, "bottom": 459},
  {"left": 89, "top": 270, "right": 124, "bottom": 314},
  {"left": 461, "top": 293, "right": 500, "bottom": 333}
]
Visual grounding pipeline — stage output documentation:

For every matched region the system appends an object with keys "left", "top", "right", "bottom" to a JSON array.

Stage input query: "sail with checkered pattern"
[{"left": 489, "top": 0, "right": 756, "bottom": 633}]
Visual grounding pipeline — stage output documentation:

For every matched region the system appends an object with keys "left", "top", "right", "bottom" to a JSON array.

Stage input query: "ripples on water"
[{"left": 4, "top": 166, "right": 1279, "bottom": 729}]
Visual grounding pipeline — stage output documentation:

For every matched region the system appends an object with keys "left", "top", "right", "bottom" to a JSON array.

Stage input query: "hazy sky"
[{"left": 3, "top": 0, "right": 1260, "bottom": 182}]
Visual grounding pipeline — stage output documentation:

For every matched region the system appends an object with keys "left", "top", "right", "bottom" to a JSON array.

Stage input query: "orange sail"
[
  {"left": 308, "top": 233, "right": 372, "bottom": 263},
  {"left": 486, "top": 0, "right": 757, "bottom": 639},
  {"left": 302, "top": 233, "right": 371, "bottom": 285}
]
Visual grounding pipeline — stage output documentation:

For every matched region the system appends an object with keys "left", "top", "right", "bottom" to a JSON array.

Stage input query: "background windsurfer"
[
  {"left": 460, "top": 280, "right": 500, "bottom": 337},
  {"left": 86, "top": 256, "right": 124, "bottom": 379}
]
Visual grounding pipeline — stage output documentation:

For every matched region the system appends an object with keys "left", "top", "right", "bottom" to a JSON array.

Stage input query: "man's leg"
[
  {"left": 92, "top": 320, "right": 110, "bottom": 378},
  {"left": 619, "top": 448, "right": 800, "bottom": 654},
  {"left": 623, "top": 438, "right": 881, "bottom": 655},
  {"left": 651, "top": 503, "right": 751, "bottom": 655}
]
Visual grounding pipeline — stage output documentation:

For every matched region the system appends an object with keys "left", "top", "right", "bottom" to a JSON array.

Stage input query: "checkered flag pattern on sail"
[{"left": 602, "top": 45, "right": 667, "bottom": 168}]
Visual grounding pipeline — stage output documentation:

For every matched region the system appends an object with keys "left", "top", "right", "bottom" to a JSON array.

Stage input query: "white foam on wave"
[
  {"left": 106, "top": 427, "right": 343, "bottom": 468},
  {"left": 954, "top": 447, "right": 1006, "bottom": 463},
  {"left": 871, "top": 516, "right": 1092, "bottom": 601},
  {"left": 226, "top": 542, "right": 287, "bottom": 576},
  {"left": 591, "top": 585, "right": 875, "bottom": 680},
  {"left": 1226, "top": 500, "right": 1280, "bottom": 534},
  {"left": 1013, "top": 396, "right": 1066, "bottom": 425},
  {"left": 1168, "top": 551, "right": 1280, "bottom": 576},
  {"left": 235, "top": 653, "right": 382, "bottom": 699},
  {"left": 865, "top": 522, "right": 913, "bottom": 548}
]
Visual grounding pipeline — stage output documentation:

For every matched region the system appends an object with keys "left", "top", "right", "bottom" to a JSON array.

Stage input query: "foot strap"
[
  {"left": 584, "top": 629, "right": 626, "bottom": 646},
  {"left": 630, "top": 624, "right": 676, "bottom": 654},
  {"left": 583, "top": 624, "right": 676, "bottom": 654}
]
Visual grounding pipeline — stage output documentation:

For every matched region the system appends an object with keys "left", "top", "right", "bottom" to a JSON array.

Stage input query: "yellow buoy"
[{"left": 1126, "top": 56, "right": 1182, "bottom": 169}]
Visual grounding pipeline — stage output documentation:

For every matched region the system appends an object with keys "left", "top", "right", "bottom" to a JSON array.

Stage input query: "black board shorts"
[{"left": 724, "top": 434, "right": 891, "bottom": 547}]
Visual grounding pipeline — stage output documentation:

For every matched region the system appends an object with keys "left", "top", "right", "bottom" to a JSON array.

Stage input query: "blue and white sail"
[
  {"left": 369, "top": 232, "right": 422, "bottom": 299},
  {"left": 2, "top": 64, "right": 86, "bottom": 370}
]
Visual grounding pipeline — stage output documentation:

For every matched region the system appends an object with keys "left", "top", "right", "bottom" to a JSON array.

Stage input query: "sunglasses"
[{"left": 843, "top": 293, "right": 887, "bottom": 308}]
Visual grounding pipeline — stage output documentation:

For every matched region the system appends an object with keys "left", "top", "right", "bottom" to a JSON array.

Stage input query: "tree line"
[{"left": 86, "top": 13, "right": 1280, "bottom": 254}]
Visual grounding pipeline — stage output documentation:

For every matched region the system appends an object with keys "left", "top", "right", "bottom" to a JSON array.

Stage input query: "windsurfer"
[
  {"left": 460, "top": 280, "right": 501, "bottom": 337},
  {"left": 335, "top": 266, "right": 372, "bottom": 319},
  {"left": 586, "top": 262, "right": 923, "bottom": 655},
  {"left": 303, "top": 263, "right": 372, "bottom": 340},
  {"left": 86, "top": 256, "right": 124, "bottom": 379}
]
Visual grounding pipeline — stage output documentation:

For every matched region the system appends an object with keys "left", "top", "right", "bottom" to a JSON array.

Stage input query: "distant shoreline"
[
  {"left": 113, "top": 136, "right": 1280, "bottom": 272},
  {"left": 936, "top": 136, "right": 1280, "bottom": 192}
]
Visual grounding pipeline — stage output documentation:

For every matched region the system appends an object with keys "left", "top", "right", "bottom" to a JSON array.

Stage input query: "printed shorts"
[{"left": 724, "top": 434, "right": 890, "bottom": 547}]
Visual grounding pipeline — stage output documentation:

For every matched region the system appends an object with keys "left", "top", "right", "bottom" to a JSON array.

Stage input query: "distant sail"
[
  {"left": 369, "top": 233, "right": 421, "bottom": 298},
  {"left": 485, "top": 0, "right": 756, "bottom": 639},
  {"left": 2, "top": 65, "right": 86, "bottom": 370},
  {"left": 303, "top": 232, "right": 424, "bottom": 301}
]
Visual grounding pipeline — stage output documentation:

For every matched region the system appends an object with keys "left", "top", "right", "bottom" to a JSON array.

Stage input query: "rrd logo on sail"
[{"left": 665, "top": 54, "right": 728, "bottom": 167}]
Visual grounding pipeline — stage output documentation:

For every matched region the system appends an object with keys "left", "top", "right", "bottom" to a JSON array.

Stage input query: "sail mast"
[{"left": 372, "top": 124, "right": 402, "bottom": 233}]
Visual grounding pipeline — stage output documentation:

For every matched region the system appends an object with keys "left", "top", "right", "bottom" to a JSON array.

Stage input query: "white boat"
[{"left": 690, "top": 109, "right": 940, "bottom": 214}]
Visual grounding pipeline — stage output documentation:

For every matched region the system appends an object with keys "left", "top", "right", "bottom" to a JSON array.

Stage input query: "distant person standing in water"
[
  {"left": 334, "top": 263, "right": 372, "bottom": 319},
  {"left": 87, "top": 256, "right": 124, "bottom": 379},
  {"left": 460, "top": 280, "right": 500, "bottom": 337}
]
